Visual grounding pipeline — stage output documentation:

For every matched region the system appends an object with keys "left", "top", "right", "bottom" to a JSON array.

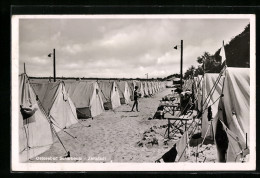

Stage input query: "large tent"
[
  {"left": 151, "top": 82, "right": 156, "bottom": 93},
  {"left": 65, "top": 81, "right": 104, "bottom": 119},
  {"left": 215, "top": 67, "right": 250, "bottom": 162},
  {"left": 142, "top": 81, "right": 149, "bottom": 97},
  {"left": 158, "top": 82, "right": 162, "bottom": 91},
  {"left": 98, "top": 81, "right": 121, "bottom": 110},
  {"left": 201, "top": 73, "right": 224, "bottom": 139},
  {"left": 160, "top": 81, "right": 166, "bottom": 90},
  {"left": 155, "top": 82, "right": 160, "bottom": 92},
  {"left": 151, "top": 82, "right": 156, "bottom": 94},
  {"left": 147, "top": 82, "right": 154, "bottom": 95},
  {"left": 194, "top": 75, "right": 203, "bottom": 111},
  {"left": 154, "top": 82, "right": 157, "bottom": 92},
  {"left": 166, "top": 80, "right": 173, "bottom": 88},
  {"left": 127, "top": 81, "right": 135, "bottom": 101},
  {"left": 116, "top": 81, "right": 131, "bottom": 104},
  {"left": 134, "top": 81, "right": 144, "bottom": 97},
  {"left": 19, "top": 74, "right": 54, "bottom": 162},
  {"left": 156, "top": 82, "right": 161, "bottom": 92},
  {"left": 31, "top": 81, "right": 78, "bottom": 132}
]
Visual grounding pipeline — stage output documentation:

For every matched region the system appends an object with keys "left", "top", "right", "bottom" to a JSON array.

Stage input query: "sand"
[{"left": 31, "top": 88, "right": 216, "bottom": 163}]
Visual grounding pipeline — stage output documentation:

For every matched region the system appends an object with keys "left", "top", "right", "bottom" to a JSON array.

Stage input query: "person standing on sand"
[{"left": 131, "top": 86, "right": 139, "bottom": 112}]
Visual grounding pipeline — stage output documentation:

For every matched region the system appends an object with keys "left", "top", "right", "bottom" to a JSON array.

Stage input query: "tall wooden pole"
[
  {"left": 201, "top": 60, "right": 205, "bottom": 115},
  {"left": 24, "top": 62, "right": 26, "bottom": 74},
  {"left": 180, "top": 40, "right": 183, "bottom": 91},
  {"left": 53, "top": 48, "right": 56, "bottom": 82}
]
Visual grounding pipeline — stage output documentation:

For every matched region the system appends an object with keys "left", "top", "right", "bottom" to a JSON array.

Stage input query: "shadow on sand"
[{"left": 189, "top": 133, "right": 215, "bottom": 147}]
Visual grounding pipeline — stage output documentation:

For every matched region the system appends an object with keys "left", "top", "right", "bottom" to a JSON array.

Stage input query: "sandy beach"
[{"left": 31, "top": 88, "right": 216, "bottom": 163}]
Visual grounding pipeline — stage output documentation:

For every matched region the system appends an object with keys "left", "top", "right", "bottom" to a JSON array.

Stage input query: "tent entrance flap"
[
  {"left": 120, "top": 98, "right": 126, "bottom": 104},
  {"left": 76, "top": 107, "right": 92, "bottom": 119},
  {"left": 103, "top": 101, "right": 112, "bottom": 110}
]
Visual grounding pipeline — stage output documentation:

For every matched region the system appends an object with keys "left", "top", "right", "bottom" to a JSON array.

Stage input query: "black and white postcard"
[{"left": 11, "top": 14, "right": 256, "bottom": 171}]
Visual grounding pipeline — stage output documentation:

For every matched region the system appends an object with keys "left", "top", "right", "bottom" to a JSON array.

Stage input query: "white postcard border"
[{"left": 11, "top": 14, "right": 256, "bottom": 172}]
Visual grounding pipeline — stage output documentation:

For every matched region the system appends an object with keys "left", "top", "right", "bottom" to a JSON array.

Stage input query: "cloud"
[{"left": 18, "top": 17, "right": 250, "bottom": 78}]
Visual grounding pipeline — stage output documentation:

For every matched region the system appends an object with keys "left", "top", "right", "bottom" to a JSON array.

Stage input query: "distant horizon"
[{"left": 27, "top": 75, "right": 173, "bottom": 80}]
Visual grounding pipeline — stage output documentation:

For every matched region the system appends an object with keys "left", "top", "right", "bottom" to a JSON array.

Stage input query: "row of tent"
[
  {"left": 185, "top": 67, "right": 250, "bottom": 162},
  {"left": 32, "top": 79, "right": 166, "bottom": 118},
  {"left": 19, "top": 74, "right": 166, "bottom": 162}
]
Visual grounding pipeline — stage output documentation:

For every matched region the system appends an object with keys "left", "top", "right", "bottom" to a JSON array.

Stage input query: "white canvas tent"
[
  {"left": 127, "top": 81, "right": 135, "bottom": 101},
  {"left": 142, "top": 81, "right": 149, "bottom": 97},
  {"left": 98, "top": 81, "right": 121, "bottom": 110},
  {"left": 147, "top": 82, "right": 154, "bottom": 95},
  {"left": 166, "top": 80, "right": 173, "bottom": 88},
  {"left": 152, "top": 82, "right": 157, "bottom": 93},
  {"left": 19, "top": 74, "right": 54, "bottom": 162},
  {"left": 156, "top": 82, "right": 160, "bottom": 92},
  {"left": 65, "top": 81, "right": 104, "bottom": 118},
  {"left": 215, "top": 67, "right": 250, "bottom": 162},
  {"left": 156, "top": 82, "right": 161, "bottom": 92},
  {"left": 31, "top": 81, "right": 78, "bottom": 132},
  {"left": 116, "top": 81, "right": 131, "bottom": 104},
  {"left": 201, "top": 73, "right": 224, "bottom": 139},
  {"left": 160, "top": 81, "right": 166, "bottom": 90},
  {"left": 194, "top": 75, "right": 203, "bottom": 111},
  {"left": 134, "top": 81, "right": 144, "bottom": 97}
]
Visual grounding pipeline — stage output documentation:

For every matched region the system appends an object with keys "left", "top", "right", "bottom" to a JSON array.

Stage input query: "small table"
[
  {"left": 159, "top": 102, "right": 180, "bottom": 115},
  {"left": 160, "top": 99, "right": 175, "bottom": 104},
  {"left": 164, "top": 113, "right": 192, "bottom": 139}
]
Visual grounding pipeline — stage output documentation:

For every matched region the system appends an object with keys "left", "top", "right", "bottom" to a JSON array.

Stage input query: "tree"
[
  {"left": 214, "top": 24, "right": 250, "bottom": 68},
  {"left": 197, "top": 52, "right": 220, "bottom": 73},
  {"left": 180, "top": 23, "right": 249, "bottom": 81},
  {"left": 164, "top": 73, "right": 181, "bottom": 80},
  {"left": 194, "top": 65, "right": 204, "bottom": 76},
  {"left": 197, "top": 52, "right": 211, "bottom": 64},
  {"left": 183, "top": 65, "right": 195, "bottom": 79}
]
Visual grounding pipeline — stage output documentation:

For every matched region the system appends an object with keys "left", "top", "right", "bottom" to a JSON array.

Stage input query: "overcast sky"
[{"left": 19, "top": 17, "right": 249, "bottom": 78}]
